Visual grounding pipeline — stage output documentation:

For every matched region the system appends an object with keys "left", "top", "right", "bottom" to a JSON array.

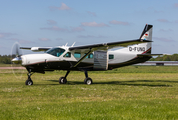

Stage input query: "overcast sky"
[{"left": 0, "top": 0, "right": 178, "bottom": 55}]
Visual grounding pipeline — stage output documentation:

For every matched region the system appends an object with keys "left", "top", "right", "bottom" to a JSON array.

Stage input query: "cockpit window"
[{"left": 46, "top": 48, "right": 65, "bottom": 57}]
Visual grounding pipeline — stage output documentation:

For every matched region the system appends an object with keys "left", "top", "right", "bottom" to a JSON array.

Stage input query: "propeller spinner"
[{"left": 11, "top": 42, "right": 22, "bottom": 64}]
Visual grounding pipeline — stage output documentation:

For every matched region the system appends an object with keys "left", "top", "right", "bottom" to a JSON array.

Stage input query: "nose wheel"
[
  {"left": 25, "top": 70, "right": 34, "bottom": 85},
  {"left": 25, "top": 79, "right": 33, "bottom": 85},
  {"left": 59, "top": 70, "right": 70, "bottom": 84}
]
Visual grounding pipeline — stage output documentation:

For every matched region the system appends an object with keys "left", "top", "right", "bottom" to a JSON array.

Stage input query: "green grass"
[
  {"left": 0, "top": 64, "right": 11, "bottom": 67},
  {"left": 0, "top": 66, "right": 178, "bottom": 119}
]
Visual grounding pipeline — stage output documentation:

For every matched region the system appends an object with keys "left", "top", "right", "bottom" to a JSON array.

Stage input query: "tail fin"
[
  {"left": 139, "top": 24, "right": 153, "bottom": 54},
  {"left": 140, "top": 24, "right": 153, "bottom": 41},
  {"left": 137, "top": 25, "right": 162, "bottom": 57},
  {"left": 119, "top": 24, "right": 153, "bottom": 54}
]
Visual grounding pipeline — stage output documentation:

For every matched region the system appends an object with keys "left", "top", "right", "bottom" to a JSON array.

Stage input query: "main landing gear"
[
  {"left": 25, "top": 70, "right": 34, "bottom": 86},
  {"left": 25, "top": 70, "right": 93, "bottom": 85},
  {"left": 59, "top": 70, "right": 93, "bottom": 85},
  {"left": 84, "top": 71, "right": 93, "bottom": 85}
]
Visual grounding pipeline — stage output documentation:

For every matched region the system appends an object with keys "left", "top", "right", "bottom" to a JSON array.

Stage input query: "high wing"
[
  {"left": 20, "top": 47, "right": 52, "bottom": 52},
  {"left": 69, "top": 39, "right": 152, "bottom": 52},
  {"left": 68, "top": 39, "right": 152, "bottom": 68}
]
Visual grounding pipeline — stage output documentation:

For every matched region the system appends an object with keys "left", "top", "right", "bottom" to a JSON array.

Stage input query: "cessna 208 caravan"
[{"left": 12, "top": 24, "right": 160, "bottom": 85}]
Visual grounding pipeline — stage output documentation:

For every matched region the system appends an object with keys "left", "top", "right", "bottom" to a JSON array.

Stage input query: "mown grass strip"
[{"left": 0, "top": 66, "right": 178, "bottom": 119}]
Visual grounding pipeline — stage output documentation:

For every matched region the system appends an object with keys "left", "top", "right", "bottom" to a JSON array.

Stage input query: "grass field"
[
  {"left": 0, "top": 66, "right": 178, "bottom": 120},
  {"left": 0, "top": 64, "right": 11, "bottom": 67}
]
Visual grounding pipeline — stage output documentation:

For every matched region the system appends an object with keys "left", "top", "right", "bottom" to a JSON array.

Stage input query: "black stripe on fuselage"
[
  {"left": 24, "top": 55, "right": 151, "bottom": 72},
  {"left": 108, "top": 56, "right": 151, "bottom": 70}
]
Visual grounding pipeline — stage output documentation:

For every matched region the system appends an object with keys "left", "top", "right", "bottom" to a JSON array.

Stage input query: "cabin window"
[
  {"left": 85, "top": 53, "right": 93, "bottom": 58},
  {"left": 46, "top": 48, "right": 65, "bottom": 57},
  {"left": 74, "top": 52, "right": 81, "bottom": 58},
  {"left": 64, "top": 52, "right": 71, "bottom": 58},
  {"left": 109, "top": 54, "right": 114, "bottom": 59}
]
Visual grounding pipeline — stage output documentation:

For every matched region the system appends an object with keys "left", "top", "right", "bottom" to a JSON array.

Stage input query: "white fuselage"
[{"left": 21, "top": 43, "right": 151, "bottom": 71}]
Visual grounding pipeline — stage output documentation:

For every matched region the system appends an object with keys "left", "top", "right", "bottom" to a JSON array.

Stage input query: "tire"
[
  {"left": 25, "top": 79, "right": 33, "bottom": 85},
  {"left": 59, "top": 77, "right": 67, "bottom": 84},
  {"left": 84, "top": 77, "right": 92, "bottom": 85}
]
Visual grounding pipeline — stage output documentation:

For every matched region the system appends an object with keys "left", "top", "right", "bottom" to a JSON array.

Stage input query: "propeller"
[{"left": 11, "top": 42, "right": 25, "bottom": 79}]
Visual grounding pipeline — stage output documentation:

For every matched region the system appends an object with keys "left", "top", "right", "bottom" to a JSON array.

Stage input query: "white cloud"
[
  {"left": 38, "top": 38, "right": 51, "bottom": 41},
  {"left": 81, "top": 22, "right": 108, "bottom": 27},
  {"left": 153, "top": 37, "right": 175, "bottom": 42},
  {"left": 71, "top": 27, "right": 85, "bottom": 32},
  {"left": 59, "top": 3, "right": 71, "bottom": 10},
  {"left": 41, "top": 26, "right": 85, "bottom": 32},
  {"left": 154, "top": 10, "right": 164, "bottom": 13},
  {"left": 47, "top": 20, "right": 57, "bottom": 25},
  {"left": 175, "top": 20, "right": 178, "bottom": 23},
  {"left": 159, "top": 29, "right": 173, "bottom": 32},
  {"left": 157, "top": 19, "right": 178, "bottom": 24},
  {"left": 174, "top": 3, "right": 178, "bottom": 8},
  {"left": 109, "top": 20, "right": 130, "bottom": 25},
  {"left": 87, "top": 11, "right": 96, "bottom": 17},
  {"left": 40, "top": 26, "right": 68, "bottom": 32},
  {"left": 78, "top": 35, "right": 107, "bottom": 38},
  {"left": 8, "top": 38, "right": 35, "bottom": 44},
  {"left": 0, "top": 33, "right": 16, "bottom": 38},
  {"left": 18, "top": 40, "right": 35, "bottom": 44},
  {"left": 0, "top": 34, "right": 3, "bottom": 38},
  {"left": 49, "top": 3, "right": 71, "bottom": 11},
  {"left": 56, "top": 38, "right": 63, "bottom": 41},
  {"left": 157, "top": 19, "right": 170, "bottom": 23}
]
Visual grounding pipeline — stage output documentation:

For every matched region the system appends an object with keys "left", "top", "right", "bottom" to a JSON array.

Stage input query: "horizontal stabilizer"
[{"left": 137, "top": 54, "right": 163, "bottom": 57}]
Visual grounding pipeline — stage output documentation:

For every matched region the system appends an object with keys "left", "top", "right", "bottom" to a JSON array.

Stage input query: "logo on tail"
[{"left": 140, "top": 24, "right": 153, "bottom": 41}]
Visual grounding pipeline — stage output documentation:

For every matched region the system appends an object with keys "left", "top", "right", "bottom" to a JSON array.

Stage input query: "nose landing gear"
[
  {"left": 59, "top": 70, "right": 70, "bottom": 84},
  {"left": 25, "top": 70, "right": 34, "bottom": 85}
]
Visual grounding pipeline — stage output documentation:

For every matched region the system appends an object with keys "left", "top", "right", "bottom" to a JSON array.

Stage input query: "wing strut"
[{"left": 73, "top": 49, "right": 92, "bottom": 68}]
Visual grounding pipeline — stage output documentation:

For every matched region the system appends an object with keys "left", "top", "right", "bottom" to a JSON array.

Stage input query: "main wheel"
[
  {"left": 25, "top": 79, "right": 33, "bottom": 85},
  {"left": 59, "top": 77, "right": 67, "bottom": 84},
  {"left": 84, "top": 77, "right": 93, "bottom": 85}
]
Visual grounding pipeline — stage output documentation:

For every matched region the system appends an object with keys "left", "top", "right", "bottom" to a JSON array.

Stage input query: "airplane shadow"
[{"left": 46, "top": 79, "right": 175, "bottom": 87}]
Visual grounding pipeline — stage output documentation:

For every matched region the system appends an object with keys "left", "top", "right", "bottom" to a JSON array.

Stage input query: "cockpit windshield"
[{"left": 46, "top": 48, "right": 65, "bottom": 57}]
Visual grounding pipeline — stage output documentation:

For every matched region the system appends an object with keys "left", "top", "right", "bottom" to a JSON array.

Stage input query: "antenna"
[
  {"left": 71, "top": 42, "right": 76, "bottom": 47},
  {"left": 65, "top": 43, "right": 68, "bottom": 47}
]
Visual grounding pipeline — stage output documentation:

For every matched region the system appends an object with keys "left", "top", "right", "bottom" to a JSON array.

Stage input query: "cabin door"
[{"left": 93, "top": 51, "right": 108, "bottom": 70}]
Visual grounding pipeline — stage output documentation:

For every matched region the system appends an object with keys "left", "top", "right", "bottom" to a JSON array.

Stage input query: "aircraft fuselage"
[{"left": 21, "top": 46, "right": 151, "bottom": 73}]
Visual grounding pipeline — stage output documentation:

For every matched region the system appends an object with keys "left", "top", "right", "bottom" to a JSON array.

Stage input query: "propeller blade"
[{"left": 11, "top": 42, "right": 25, "bottom": 79}]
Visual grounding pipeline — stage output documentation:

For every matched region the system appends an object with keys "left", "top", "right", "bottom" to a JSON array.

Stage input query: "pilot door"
[{"left": 93, "top": 51, "right": 108, "bottom": 70}]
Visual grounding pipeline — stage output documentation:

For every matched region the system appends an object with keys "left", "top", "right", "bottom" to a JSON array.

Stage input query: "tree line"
[
  {"left": 0, "top": 55, "right": 12, "bottom": 64},
  {"left": 149, "top": 54, "right": 178, "bottom": 61}
]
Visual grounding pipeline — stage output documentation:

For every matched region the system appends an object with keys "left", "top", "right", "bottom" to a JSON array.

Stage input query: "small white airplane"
[{"left": 12, "top": 24, "right": 161, "bottom": 85}]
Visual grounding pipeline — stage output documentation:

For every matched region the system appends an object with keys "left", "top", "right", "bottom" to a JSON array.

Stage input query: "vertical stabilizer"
[
  {"left": 140, "top": 24, "right": 153, "bottom": 41},
  {"left": 119, "top": 24, "right": 153, "bottom": 54},
  {"left": 139, "top": 24, "right": 153, "bottom": 53}
]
